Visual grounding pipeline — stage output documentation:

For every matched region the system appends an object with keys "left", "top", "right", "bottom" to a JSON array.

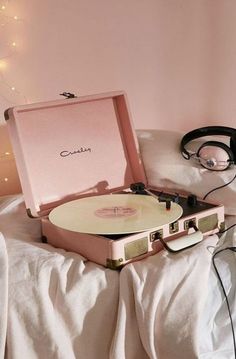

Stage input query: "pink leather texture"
[{"left": 6, "top": 92, "right": 146, "bottom": 216}]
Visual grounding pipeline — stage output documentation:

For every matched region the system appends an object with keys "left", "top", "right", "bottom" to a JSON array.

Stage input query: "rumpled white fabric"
[
  {"left": 1, "top": 195, "right": 236, "bottom": 358},
  {"left": 110, "top": 235, "right": 219, "bottom": 359},
  {"left": 198, "top": 216, "right": 236, "bottom": 359},
  {"left": 0, "top": 232, "right": 8, "bottom": 359},
  {"left": 4, "top": 233, "right": 220, "bottom": 359},
  {"left": 6, "top": 239, "right": 120, "bottom": 359}
]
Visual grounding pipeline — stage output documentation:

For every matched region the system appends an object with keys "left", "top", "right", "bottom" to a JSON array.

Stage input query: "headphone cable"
[
  {"left": 212, "top": 245, "right": 236, "bottom": 358},
  {"left": 203, "top": 172, "right": 236, "bottom": 200},
  {"left": 220, "top": 223, "right": 236, "bottom": 234}
]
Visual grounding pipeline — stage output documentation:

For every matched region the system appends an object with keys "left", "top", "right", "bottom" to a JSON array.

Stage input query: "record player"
[{"left": 5, "top": 91, "right": 224, "bottom": 269}]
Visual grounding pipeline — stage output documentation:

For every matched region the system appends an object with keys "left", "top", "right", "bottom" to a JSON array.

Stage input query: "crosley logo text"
[{"left": 60, "top": 147, "right": 92, "bottom": 157}]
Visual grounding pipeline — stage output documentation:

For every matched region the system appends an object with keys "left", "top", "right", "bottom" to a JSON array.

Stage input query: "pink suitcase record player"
[{"left": 5, "top": 91, "right": 225, "bottom": 269}]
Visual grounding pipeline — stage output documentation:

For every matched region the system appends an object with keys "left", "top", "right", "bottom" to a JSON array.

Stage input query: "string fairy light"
[
  {"left": 0, "top": 151, "right": 13, "bottom": 158},
  {"left": 0, "top": 0, "right": 20, "bottom": 27},
  {"left": 1, "top": 12, "right": 19, "bottom": 25},
  {"left": 0, "top": 1, "right": 24, "bottom": 188},
  {"left": 0, "top": 150, "right": 15, "bottom": 186},
  {"left": 0, "top": 0, "right": 27, "bottom": 105}
]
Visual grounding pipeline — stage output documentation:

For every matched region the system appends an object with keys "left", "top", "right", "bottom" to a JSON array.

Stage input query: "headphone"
[{"left": 180, "top": 126, "right": 236, "bottom": 171}]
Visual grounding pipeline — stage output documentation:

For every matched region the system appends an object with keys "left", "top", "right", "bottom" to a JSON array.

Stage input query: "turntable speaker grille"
[
  {"left": 198, "top": 214, "right": 218, "bottom": 233},
  {"left": 124, "top": 237, "right": 148, "bottom": 260}
]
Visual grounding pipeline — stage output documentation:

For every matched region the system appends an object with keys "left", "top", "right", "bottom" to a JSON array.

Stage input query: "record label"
[{"left": 95, "top": 206, "right": 137, "bottom": 218}]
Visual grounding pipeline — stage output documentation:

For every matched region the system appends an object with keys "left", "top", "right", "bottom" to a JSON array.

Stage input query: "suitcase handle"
[{"left": 159, "top": 225, "right": 203, "bottom": 253}]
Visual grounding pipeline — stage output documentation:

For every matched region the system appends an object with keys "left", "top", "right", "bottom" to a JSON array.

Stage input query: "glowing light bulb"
[
  {"left": 5, "top": 151, "right": 10, "bottom": 155},
  {"left": 0, "top": 4, "right": 25, "bottom": 103},
  {"left": 4, "top": 178, "right": 8, "bottom": 182},
  {"left": 0, "top": 60, "right": 7, "bottom": 70}
]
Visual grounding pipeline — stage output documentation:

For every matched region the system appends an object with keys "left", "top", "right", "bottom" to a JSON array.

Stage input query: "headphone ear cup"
[
  {"left": 230, "top": 133, "right": 236, "bottom": 164},
  {"left": 197, "top": 141, "right": 233, "bottom": 171}
]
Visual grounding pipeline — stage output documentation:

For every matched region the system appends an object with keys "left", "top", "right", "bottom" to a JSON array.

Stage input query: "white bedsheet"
[
  {"left": 0, "top": 232, "right": 8, "bottom": 359},
  {"left": 0, "top": 195, "right": 236, "bottom": 359}
]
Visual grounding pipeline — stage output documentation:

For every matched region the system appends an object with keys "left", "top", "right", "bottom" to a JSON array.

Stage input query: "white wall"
[{"left": 1, "top": 0, "right": 236, "bottom": 131}]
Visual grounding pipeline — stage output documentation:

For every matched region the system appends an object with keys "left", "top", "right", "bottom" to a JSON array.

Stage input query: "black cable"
[
  {"left": 219, "top": 223, "right": 236, "bottom": 234},
  {"left": 203, "top": 172, "right": 236, "bottom": 200},
  {"left": 212, "top": 246, "right": 236, "bottom": 358}
]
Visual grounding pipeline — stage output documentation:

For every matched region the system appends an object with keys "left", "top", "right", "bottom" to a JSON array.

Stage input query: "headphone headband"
[{"left": 180, "top": 126, "right": 236, "bottom": 160}]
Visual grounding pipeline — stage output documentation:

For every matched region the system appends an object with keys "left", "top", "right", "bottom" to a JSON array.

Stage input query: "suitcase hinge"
[{"left": 26, "top": 208, "right": 37, "bottom": 218}]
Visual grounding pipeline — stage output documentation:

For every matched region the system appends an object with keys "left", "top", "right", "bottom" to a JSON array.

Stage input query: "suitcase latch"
[{"left": 60, "top": 92, "right": 77, "bottom": 99}]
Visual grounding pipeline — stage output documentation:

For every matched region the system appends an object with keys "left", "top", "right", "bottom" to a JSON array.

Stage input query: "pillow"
[
  {"left": 137, "top": 129, "right": 236, "bottom": 215},
  {"left": 0, "top": 194, "right": 42, "bottom": 242}
]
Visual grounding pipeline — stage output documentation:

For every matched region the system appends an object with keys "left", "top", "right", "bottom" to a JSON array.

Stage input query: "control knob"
[{"left": 187, "top": 194, "right": 198, "bottom": 207}]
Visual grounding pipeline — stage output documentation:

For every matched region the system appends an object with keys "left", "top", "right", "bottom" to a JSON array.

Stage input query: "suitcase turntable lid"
[{"left": 5, "top": 91, "right": 146, "bottom": 217}]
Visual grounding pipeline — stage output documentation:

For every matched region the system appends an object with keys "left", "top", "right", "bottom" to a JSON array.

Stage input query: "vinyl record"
[{"left": 49, "top": 194, "right": 183, "bottom": 235}]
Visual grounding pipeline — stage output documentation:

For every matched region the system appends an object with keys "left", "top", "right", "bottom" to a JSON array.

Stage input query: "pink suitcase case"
[{"left": 5, "top": 91, "right": 225, "bottom": 269}]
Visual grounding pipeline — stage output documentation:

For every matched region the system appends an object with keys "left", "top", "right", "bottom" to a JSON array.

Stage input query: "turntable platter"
[{"left": 49, "top": 194, "right": 183, "bottom": 235}]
